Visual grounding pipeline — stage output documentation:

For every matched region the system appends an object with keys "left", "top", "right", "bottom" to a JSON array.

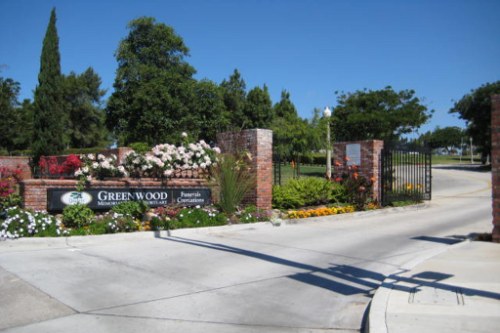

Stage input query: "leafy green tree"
[
  {"left": 449, "top": 81, "right": 500, "bottom": 161},
  {"left": 426, "top": 126, "right": 464, "bottom": 153},
  {"left": 187, "top": 79, "right": 229, "bottom": 143},
  {"left": 0, "top": 76, "right": 21, "bottom": 152},
  {"left": 13, "top": 99, "right": 34, "bottom": 151},
  {"left": 62, "top": 68, "right": 108, "bottom": 148},
  {"left": 272, "top": 90, "right": 308, "bottom": 159},
  {"left": 244, "top": 85, "right": 274, "bottom": 129},
  {"left": 106, "top": 17, "right": 196, "bottom": 145},
  {"left": 332, "top": 86, "right": 433, "bottom": 142},
  {"left": 32, "top": 8, "right": 65, "bottom": 164},
  {"left": 306, "top": 108, "right": 329, "bottom": 152},
  {"left": 220, "top": 69, "right": 247, "bottom": 130}
]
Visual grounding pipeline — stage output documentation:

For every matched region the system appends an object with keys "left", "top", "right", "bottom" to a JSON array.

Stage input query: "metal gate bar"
[{"left": 381, "top": 143, "right": 431, "bottom": 206}]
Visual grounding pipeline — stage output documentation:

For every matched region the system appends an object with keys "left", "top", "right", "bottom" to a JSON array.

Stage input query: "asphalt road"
[{"left": 0, "top": 166, "right": 492, "bottom": 333}]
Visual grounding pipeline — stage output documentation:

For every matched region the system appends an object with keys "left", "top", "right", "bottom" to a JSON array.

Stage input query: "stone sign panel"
[{"left": 346, "top": 143, "right": 361, "bottom": 166}]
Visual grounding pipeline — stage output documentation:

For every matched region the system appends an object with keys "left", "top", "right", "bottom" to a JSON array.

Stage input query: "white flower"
[
  {"left": 213, "top": 147, "right": 221, "bottom": 154},
  {"left": 87, "top": 154, "right": 95, "bottom": 160},
  {"left": 181, "top": 132, "right": 188, "bottom": 138}
]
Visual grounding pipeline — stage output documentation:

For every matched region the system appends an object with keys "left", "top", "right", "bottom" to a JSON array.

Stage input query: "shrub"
[
  {"left": 237, "top": 205, "right": 271, "bottom": 223},
  {"left": 111, "top": 201, "right": 149, "bottom": 220},
  {"left": 0, "top": 194, "right": 22, "bottom": 212},
  {"left": 0, "top": 166, "right": 22, "bottom": 197},
  {"left": 272, "top": 177, "right": 347, "bottom": 209},
  {"left": 334, "top": 165, "right": 374, "bottom": 210},
  {"left": 172, "top": 207, "right": 227, "bottom": 229},
  {"left": 129, "top": 142, "right": 150, "bottom": 154},
  {"left": 212, "top": 153, "right": 253, "bottom": 216},
  {"left": 62, "top": 204, "right": 95, "bottom": 229},
  {"left": 272, "top": 185, "right": 305, "bottom": 209},
  {"left": 1, "top": 207, "right": 66, "bottom": 239},
  {"left": 98, "top": 212, "right": 138, "bottom": 233},
  {"left": 150, "top": 216, "right": 170, "bottom": 231}
]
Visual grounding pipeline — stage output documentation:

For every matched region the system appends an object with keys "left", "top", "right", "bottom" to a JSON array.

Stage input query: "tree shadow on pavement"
[
  {"left": 160, "top": 235, "right": 387, "bottom": 296},
  {"left": 411, "top": 235, "right": 463, "bottom": 245},
  {"left": 159, "top": 235, "right": 500, "bottom": 301}
]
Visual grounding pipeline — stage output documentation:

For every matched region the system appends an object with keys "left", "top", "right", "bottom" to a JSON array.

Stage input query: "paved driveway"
[{"left": 0, "top": 167, "right": 492, "bottom": 332}]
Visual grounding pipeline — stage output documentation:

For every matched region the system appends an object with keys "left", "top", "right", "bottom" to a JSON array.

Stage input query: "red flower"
[{"left": 62, "top": 154, "right": 81, "bottom": 174}]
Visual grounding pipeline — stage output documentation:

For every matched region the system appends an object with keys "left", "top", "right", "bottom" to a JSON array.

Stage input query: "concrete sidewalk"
[{"left": 369, "top": 240, "right": 500, "bottom": 333}]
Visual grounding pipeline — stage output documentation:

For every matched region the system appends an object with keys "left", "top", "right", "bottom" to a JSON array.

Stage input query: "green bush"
[
  {"left": 111, "top": 201, "right": 149, "bottom": 219},
  {"left": 9, "top": 149, "right": 32, "bottom": 156},
  {"left": 237, "top": 205, "right": 270, "bottom": 223},
  {"left": 272, "top": 177, "right": 347, "bottom": 209},
  {"left": 171, "top": 207, "right": 227, "bottom": 229},
  {"left": 1, "top": 207, "right": 66, "bottom": 239},
  {"left": 128, "top": 142, "right": 150, "bottom": 154},
  {"left": 63, "top": 147, "right": 106, "bottom": 155},
  {"left": 150, "top": 216, "right": 170, "bottom": 231},
  {"left": 100, "top": 212, "right": 138, "bottom": 233},
  {"left": 272, "top": 185, "right": 306, "bottom": 209},
  {"left": 62, "top": 204, "right": 95, "bottom": 229},
  {"left": 0, "top": 194, "right": 22, "bottom": 212}
]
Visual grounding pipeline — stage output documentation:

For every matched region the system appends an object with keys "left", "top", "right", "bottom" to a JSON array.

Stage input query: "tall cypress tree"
[{"left": 32, "top": 8, "right": 65, "bottom": 165}]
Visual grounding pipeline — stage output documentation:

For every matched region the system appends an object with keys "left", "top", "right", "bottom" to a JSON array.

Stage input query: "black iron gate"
[{"left": 381, "top": 144, "right": 432, "bottom": 206}]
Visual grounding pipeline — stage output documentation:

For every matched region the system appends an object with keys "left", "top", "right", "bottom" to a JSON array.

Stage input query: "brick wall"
[
  {"left": 333, "top": 140, "right": 384, "bottom": 201},
  {"left": 0, "top": 156, "right": 32, "bottom": 179},
  {"left": 492, "top": 94, "right": 500, "bottom": 243},
  {"left": 217, "top": 129, "right": 273, "bottom": 210},
  {"left": 20, "top": 178, "right": 210, "bottom": 212}
]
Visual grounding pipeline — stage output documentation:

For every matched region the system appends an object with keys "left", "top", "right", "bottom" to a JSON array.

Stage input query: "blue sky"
[{"left": 1, "top": 0, "right": 499, "bottom": 136}]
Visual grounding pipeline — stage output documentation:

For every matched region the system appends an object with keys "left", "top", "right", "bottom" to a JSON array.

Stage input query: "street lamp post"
[
  {"left": 470, "top": 137, "right": 473, "bottom": 164},
  {"left": 324, "top": 107, "right": 332, "bottom": 180}
]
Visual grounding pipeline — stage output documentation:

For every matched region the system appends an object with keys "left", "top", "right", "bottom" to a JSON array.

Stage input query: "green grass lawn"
[
  {"left": 274, "top": 163, "right": 326, "bottom": 185},
  {"left": 274, "top": 154, "right": 482, "bottom": 185},
  {"left": 432, "top": 154, "right": 481, "bottom": 165}
]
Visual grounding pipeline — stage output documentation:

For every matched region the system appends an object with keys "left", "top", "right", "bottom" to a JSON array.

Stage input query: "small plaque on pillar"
[{"left": 346, "top": 144, "right": 361, "bottom": 166}]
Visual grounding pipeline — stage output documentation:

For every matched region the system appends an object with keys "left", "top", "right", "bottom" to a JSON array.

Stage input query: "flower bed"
[
  {"left": 0, "top": 204, "right": 270, "bottom": 240},
  {"left": 287, "top": 205, "right": 355, "bottom": 219}
]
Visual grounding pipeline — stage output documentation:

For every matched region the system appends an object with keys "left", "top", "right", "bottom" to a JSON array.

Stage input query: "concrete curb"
[{"left": 367, "top": 240, "right": 472, "bottom": 333}]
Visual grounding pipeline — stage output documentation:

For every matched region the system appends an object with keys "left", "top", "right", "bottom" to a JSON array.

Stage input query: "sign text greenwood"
[{"left": 47, "top": 188, "right": 211, "bottom": 211}]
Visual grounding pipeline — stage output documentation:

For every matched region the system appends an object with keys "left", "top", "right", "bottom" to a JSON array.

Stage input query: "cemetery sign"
[{"left": 47, "top": 188, "right": 211, "bottom": 211}]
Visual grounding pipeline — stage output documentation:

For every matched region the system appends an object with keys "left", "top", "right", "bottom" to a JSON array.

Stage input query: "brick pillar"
[
  {"left": 216, "top": 129, "right": 273, "bottom": 210},
  {"left": 492, "top": 94, "right": 500, "bottom": 243},
  {"left": 333, "top": 140, "right": 384, "bottom": 201}
]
